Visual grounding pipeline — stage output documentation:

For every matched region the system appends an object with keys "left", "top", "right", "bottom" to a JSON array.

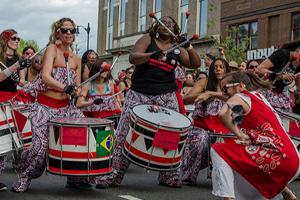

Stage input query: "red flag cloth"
[
  {"left": 289, "top": 120, "right": 300, "bottom": 139},
  {"left": 153, "top": 129, "right": 180, "bottom": 150},
  {"left": 212, "top": 90, "right": 300, "bottom": 199},
  {"left": 13, "top": 110, "right": 27, "bottom": 132},
  {"left": 60, "top": 127, "right": 87, "bottom": 146},
  {"left": 0, "top": 91, "right": 16, "bottom": 103}
]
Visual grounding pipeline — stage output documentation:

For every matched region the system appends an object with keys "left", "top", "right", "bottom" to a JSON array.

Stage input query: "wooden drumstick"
[{"left": 149, "top": 12, "right": 177, "bottom": 38}]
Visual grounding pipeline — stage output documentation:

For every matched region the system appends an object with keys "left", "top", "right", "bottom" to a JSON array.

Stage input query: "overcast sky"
[{"left": 0, "top": 0, "right": 98, "bottom": 55}]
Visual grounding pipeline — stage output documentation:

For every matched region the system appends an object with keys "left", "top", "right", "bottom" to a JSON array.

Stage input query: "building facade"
[
  {"left": 97, "top": 0, "right": 221, "bottom": 77},
  {"left": 221, "top": 0, "right": 300, "bottom": 60}
]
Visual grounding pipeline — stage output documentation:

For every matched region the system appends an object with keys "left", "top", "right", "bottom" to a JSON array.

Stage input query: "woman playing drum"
[
  {"left": 12, "top": 17, "right": 91, "bottom": 192},
  {"left": 77, "top": 59, "right": 122, "bottom": 119},
  {"left": 212, "top": 71, "right": 299, "bottom": 200},
  {"left": 0, "top": 29, "right": 31, "bottom": 191},
  {"left": 94, "top": 16, "right": 200, "bottom": 188}
]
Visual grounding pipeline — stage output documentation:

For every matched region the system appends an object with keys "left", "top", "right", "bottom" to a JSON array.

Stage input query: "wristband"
[{"left": 3, "top": 68, "right": 12, "bottom": 77}]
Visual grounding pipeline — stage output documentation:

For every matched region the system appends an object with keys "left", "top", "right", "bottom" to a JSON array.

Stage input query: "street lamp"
[{"left": 76, "top": 22, "right": 91, "bottom": 50}]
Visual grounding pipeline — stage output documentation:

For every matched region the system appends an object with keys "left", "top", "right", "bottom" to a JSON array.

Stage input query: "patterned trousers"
[
  {"left": 12, "top": 103, "right": 88, "bottom": 192},
  {"left": 93, "top": 89, "right": 182, "bottom": 187}
]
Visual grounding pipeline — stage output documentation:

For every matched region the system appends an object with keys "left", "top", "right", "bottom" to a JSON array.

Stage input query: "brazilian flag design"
[{"left": 96, "top": 129, "right": 114, "bottom": 157}]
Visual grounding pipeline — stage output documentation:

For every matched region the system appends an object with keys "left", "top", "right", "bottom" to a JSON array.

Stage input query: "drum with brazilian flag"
[{"left": 95, "top": 129, "right": 114, "bottom": 158}]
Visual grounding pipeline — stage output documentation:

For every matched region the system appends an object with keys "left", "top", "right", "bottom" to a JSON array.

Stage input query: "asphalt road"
[{"left": 1, "top": 160, "right": 299, "bottom": 200}]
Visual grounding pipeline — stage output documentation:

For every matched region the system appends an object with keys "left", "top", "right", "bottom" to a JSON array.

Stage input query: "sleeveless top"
[
  {"left": 131, "top": 37, "right": 179, "bottom": 95},
  {"left": 0, "top": 56, "right": 19, "bottom": 92}
]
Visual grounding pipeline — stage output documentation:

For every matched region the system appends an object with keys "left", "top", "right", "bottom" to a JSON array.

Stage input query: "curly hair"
[
  {"left": 146, "top": 16, "right": 181, "bottom": 43},
  {"left": 206, "top": 58, "right": 230, "bottom": 91}
]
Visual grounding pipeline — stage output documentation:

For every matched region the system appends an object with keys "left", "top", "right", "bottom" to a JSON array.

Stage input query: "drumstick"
[
  {"left": 63, "top": 50, "right": 71, "bottom": 86},
  {"left": 182, "top": 11, "right": 191, "bottom": 35},
  {"left": 77, "top": 53, "right": 121, "bottom": 89},
  {"left": 149, "top": 12, "right": 177, "bottom": 38},
  {"left": 163, "top": 34, "right": 199, "bottom": 55}
]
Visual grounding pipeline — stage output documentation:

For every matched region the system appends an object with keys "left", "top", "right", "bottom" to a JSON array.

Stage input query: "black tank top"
[
  {"left": 0, "top": 56, "right": 18, "bottom": 92},
  {"left": 131, "top": 37, "right": 178, "bottom": 95}
]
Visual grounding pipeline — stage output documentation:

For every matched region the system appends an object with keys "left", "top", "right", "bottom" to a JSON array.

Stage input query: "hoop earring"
[{"left": 155, "top": 32, "right": 159, "bottom": 39}]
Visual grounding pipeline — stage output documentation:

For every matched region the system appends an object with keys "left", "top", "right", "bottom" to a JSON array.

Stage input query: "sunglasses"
[
  {"left": 11, "top": 36, "right": 20, "bottom": 42},
  {"left": 248, "top": 65, "right": 258, "bottom": 69},
  {"left": 127, "top": 71, "right": 133, "bottom": 74},
  {"left": 59, "top": 28, "right": 76, "bottom": 34},
  {"left": 25, "top": 52, "right": 33, "bottom": 56},
  {"left": 221, "top": 83, "right": 240, "bottom": 94}
]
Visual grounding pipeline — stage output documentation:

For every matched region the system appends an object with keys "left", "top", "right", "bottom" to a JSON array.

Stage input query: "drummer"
[
  {"left": 11, "top": 17, "right": 91, "bottom": 192},
  {"left": 76, "top": 59, "right": 122, "bottom": 118},
  {"left": 0, "top": 29, "right": 31, "bottom": 191},
  {"left": 213, "top": 71, "right": 299, "bottom": 200},
  {"left": 257, "top": 40, "right": 300, "bottom": 112},
  {"left": 93, "top": 16, "right": 200, "bottom": 188}
]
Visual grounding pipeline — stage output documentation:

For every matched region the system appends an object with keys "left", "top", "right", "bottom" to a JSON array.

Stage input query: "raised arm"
[{"left": 129, "top": 34, "right": 152, "bottom": 66}]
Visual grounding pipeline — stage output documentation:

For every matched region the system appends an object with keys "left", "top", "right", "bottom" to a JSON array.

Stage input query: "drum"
[
  {"left": 184, "top": 104, "right": 195, "bottom": 121},
  {"left": 0, "top": 103, "right": 22, "bottom": 155},
  {"left": 105, "top": 114, "right": 121, "bottom": 129},
  {"left": 12, "top": 104, "right": 32, "bottom": 149},
  {"left": 47, "top": 118, "right": 114, "bottom": 176},
  {"left": 123, "top": 104, "right": 191, "bottom": 171}
]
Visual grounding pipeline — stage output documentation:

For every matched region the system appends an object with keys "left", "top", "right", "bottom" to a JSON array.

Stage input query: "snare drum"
[
  {"left": 123, "top": 104, "right": 191, "bottom": 171},
  {"left": 0, "top": 103, "right": 22, "bottom": 155},
  {"left": 47, "top": 118, "right": 114, "bottom": 176},
  {"left": 12, "top": 104, "right": 32, "bottom": 149}
]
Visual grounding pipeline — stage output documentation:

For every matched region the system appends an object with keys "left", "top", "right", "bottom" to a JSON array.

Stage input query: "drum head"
[
  {"left": 49, "top": 117, "right": 113, "bottom": 127},
  {"left": 132, "top": 104, "right": 191, "bottom": 129}
]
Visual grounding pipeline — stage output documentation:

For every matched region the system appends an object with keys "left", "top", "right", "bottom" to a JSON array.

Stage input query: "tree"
[
  {"left": 17, "top": 39, "right": 40, "bottom": 55},
  {"left": 214, "top": 28, "right": 248, "bottom": 64}
]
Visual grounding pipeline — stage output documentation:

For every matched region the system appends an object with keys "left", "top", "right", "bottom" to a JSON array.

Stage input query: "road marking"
[{"left": 118, "top": 195, "right": 144, "bottom": 200}]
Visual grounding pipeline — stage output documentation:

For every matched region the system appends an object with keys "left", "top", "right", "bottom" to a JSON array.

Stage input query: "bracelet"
[
  {"left": 3, "top": 68, "right": 12, "bottom": 77},
  {"left": 186, "top": 44, "right": 193, "bottom": 51}
]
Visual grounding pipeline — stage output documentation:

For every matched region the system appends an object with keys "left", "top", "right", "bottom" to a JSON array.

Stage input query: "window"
[
  {"left": 292, "top": 13, "right": 300, "bottom": 41},
  {"left": 199, "top": 0, "right": 208, "bottom": 37},
  {"left": 230, "top": 21, "right": 257, "bottom": 50},
  {"left": 119, "top": 0, "right": 126, "bottom": 36},
  {"left": 107, "top": 0, "right": 114, "bottom": 49},
  {"left": 180, "top": 0, "right": 189, "bottom": 33},
  {"left": 153, "top": 0, "right": 161, "bottom": 19},
  {"left": 139, "top": 0, "right": 147, "bottom": 31}
]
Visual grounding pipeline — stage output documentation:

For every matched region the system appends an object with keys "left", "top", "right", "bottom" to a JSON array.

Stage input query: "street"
[{"left": 1, "top": 159, "right": 300, "bottom": 200}]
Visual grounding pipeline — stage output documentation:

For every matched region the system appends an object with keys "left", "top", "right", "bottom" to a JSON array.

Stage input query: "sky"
[{"left": 0, "top": 0, "right": 99, "bottom": 55}]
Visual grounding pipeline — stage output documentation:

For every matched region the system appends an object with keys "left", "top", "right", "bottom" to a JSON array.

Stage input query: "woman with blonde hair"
[{"left": 12, "top": 17, "right": 91, "bottom": 192}]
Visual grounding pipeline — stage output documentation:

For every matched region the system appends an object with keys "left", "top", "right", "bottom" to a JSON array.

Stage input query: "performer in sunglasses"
[
  {"left": 0, "top": 29, "right": 31, "bottom": 191},
  {"left": 257, "top": 41, "right": 300, "bottom": 112},
  {"left": 19, "top": 46, "right": 36, "bottom": 86},
  {"left": 12, "top": 17, "right": 91, "bottom": 192},
  {"left": 77, "top": 59, "right": 122, "bottom": 120},
  {"left": 94, "top": 16, "right": 200, "bottom": 188},
  {"left": 213, "top": 71, "right": 299, "bottom": 200},
  {"left": 181, "top": 58, "right": 230, "bottom": 185}
]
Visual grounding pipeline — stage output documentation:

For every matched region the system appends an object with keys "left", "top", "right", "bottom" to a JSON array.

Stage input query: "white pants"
[{"left": 210, "top": 148, "right": 282, "bottom": 200}]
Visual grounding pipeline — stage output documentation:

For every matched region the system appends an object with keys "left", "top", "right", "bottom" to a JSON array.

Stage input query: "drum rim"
[
  {"left": 131, "top": 104, "right": 191, "bottom": 130},
  {"left": 48, "top": 117, "right": 114, "bottom": 127}
]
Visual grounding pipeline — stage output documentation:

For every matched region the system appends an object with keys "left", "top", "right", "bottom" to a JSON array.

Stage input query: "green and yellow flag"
[{"left": 96, "top": 129, "right": 114, "bottom": 157}]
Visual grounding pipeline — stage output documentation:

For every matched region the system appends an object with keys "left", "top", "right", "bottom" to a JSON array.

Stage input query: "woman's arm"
[
  {"left": 41, "top": 44, "right": 66, "bottom": 91},
  {"left": 218, "top": 95, "right": 250, "bottom": 142},
  {"left": 178, "top": 46, "right": 201, "bottom": 69},
  {"left": 257, "top": 59, "right": 274, "bottom": 76},
  {"left": 183, "top": 79, "right": 207, "bottom": 104},
  {"left": 0, "top": 64, "right": 19, "bottom": 82},
  {"left": 129, "top": 34, "right": 152, "bottom": 66},
  {"left": 76, "top": 83, "right": 93, "bottom": 108}
]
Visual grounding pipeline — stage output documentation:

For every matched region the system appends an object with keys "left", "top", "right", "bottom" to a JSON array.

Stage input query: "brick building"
[
  {"left": 97, "top": 0, "right": 221, "bottom": 77},
  {"left": 221, "top": 0, "right": 300, "bottom": 60}
]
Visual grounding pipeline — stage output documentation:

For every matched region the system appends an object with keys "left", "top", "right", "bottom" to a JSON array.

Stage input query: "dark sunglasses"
[
  {"left": 25, "top": 52, "right": 33, "bottom": 56},
  {"left": 59, "top": 28, "right": 76, "bottom": 34},
  {"left": 11, "top": 37, "right": 20, "bottom": 42},
  {"left": 127, "top": 71, "right": 133, "bottom": 74},
  {"left": 248, "top": 65, "right": 258, "bottom": 69}
]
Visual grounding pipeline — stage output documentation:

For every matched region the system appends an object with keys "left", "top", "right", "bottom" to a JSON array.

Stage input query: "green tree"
[
  {"left": 17, "top": 39, "right": 40, "bottom": 55},
  {"left": 214, "top": 28, "right": 248, "bottom": 64}
]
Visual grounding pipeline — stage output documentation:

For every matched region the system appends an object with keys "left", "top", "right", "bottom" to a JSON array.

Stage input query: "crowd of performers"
[{"left": 0, "top": 15, "right": 299, "bottom": 200}]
